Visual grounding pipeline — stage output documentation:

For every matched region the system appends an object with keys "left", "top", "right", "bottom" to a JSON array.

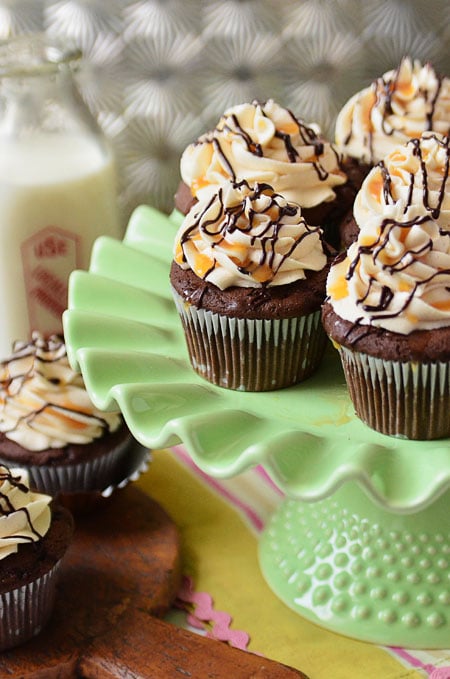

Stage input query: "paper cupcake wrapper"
[
  {"left": 339, "top": 346, "right": 450, "bottom": 439},
  {"left": 101, "top": 441, "right": 151, "bottom": 498},
  {"left": 0, "top": 436, "right": 147, "bottom": 497},
  {"left": 0, "top": 561, "right": 61, "bottom": 651},
  {"left": 173, "top": 291, "right": 327, "bottom": 391}
]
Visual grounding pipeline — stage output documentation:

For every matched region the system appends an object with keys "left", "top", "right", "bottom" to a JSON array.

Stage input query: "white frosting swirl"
[
  {"left": 327, "top": 133, "right": 450, "bottom": 334},
  {"left": 174, "top": 180, "right": 327, "bottom": 290},
  {"left": 0, "top": 333, "right": 121, "bottom": 452},
  {"left": 0, "top": 466, "right": 51, "bottom": 561},
  {"left": 335, "top": 58, "right": 450, "bottom": 164},
  {"left": 180, "top": 99, "right": 347, "bottom": 211}
]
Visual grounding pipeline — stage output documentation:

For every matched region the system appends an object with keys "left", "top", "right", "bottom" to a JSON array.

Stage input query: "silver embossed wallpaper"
[{"left": 1, "top": 0, "right": 449, "bottom": 221}]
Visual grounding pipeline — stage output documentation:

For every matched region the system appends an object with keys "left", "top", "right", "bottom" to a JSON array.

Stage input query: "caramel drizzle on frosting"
[
  {"left": 179, "top": 180, "right": 322, "bottom": 285},
  {"left": 0, "top": 467, "right": 43, "bottom": 542},
  {"left": 199, "top": 100, "right": 341, "bottom": 182},
  {"left": 0, "top": 333, "right": 111, "bottom": 438},
  {"left": 345, "top": 134, "right": 450, "bottom": 322},
  {"left": 345, "top": 59, "right": 448, "bottom": 163}
]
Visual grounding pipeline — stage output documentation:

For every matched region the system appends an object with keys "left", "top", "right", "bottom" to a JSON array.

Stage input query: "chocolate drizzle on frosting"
[
  {"left": 211, "top": 138, "right": 236, "bottom": 181},
  {"left": 335, "top": 57, "right": 450, "bottom": 165},
  {"left": 180, "top": 181, "right": 318, "bottom": 282},
  {"left": 410, "top": 135, "right": 449, "bottom": 220},
  {"left": 217, "top": 101, "right": 333, "bottom": 169},
  {"left": 352, "top": 136, "right": 449, "bottom": 317},
  {"left": 226, "top": 113, "right": 263, "bottom": 158},
  {"left": 427, "top": 70, "right": 444, "bottom": 130},
  {"left": 378, "top": 63, "right": 402, "bottom": 134},
  {"left": 0, "top": 332, "right": 121, "bottom": 451},
  {"left": 175, "top": 179, "right": 328, "bottom": 290},
  {"left": 327, "top": 132, "right": 450, "bottom": 334},
  {"left": 251, "top": 102, "right": 335, "bottom": 180},
  {"left": 0, "top": 466, "right": 45, "bottom": 543},
  {"left": 181, "top": 99, "right": 346, "bottom": 211}
]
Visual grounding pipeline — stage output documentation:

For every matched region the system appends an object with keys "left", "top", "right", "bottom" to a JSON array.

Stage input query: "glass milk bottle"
[{"left": 0, "top": 34, "right": 122, "bottom": 358}]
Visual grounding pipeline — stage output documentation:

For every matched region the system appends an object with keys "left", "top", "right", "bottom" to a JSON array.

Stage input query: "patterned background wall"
[{"left": 1, "top": 0, "right": 449, "bottom": 222}]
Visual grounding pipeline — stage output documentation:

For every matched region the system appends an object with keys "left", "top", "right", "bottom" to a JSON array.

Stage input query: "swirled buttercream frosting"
[
  {"left": 336, "top": 57, "right": 450, "bottom": 165},
  {"left": 0, "top": 333, "right": 121, "bottom": 452},
  {"left": 0, "top": 465, "right": 51, "bottom": 560},
  {"left": 327, "top": 132, "right": 450, "bottom": 334},
  {"left": 174, "top": 180, "right": 328, "bottom": 290},
  {"left": 180, "top": 99, "right": 347, "bottom": 210}
]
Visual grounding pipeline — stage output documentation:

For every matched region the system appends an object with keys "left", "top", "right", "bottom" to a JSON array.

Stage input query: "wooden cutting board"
[{"left": 0, "top": 485, "right": 308, "bottom": 679}]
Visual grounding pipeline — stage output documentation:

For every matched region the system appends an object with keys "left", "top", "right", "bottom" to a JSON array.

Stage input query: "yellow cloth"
[{"left": 138, "top": 449, "right": 426, "bottom": 679}]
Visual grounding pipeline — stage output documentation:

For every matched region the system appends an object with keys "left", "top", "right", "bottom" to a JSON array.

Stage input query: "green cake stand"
[{"left": 63, "top": 205, "right": 450, "bottom": 649}]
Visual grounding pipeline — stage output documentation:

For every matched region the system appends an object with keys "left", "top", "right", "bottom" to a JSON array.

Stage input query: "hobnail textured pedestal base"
[{"left": 259, "top": 482, "right": 450, "bottom": 649}]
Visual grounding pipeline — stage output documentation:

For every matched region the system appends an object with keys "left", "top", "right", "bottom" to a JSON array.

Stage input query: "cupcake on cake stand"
[{"left": 63, "top": 205, "right": 450, "bottom": 650}]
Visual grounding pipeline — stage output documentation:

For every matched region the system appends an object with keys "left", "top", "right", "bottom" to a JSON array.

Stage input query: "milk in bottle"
[{"left": 0, "top": 35, "right": 122, "bottom": 358}]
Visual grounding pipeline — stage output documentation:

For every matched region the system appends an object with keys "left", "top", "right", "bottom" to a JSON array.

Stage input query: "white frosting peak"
[
  {"left": 327, "top": 133, "right": 450, "bottom": 334},
  {"left": 0, "top": 333, "right": 121, "bottom": 451},
  {"left": 181, "top": 99, "right": 347, "bottom": 212},
  {"left": 175, "top": 180, "right": 328, "bottom": 289},
  {"left": 336, "top": 58, "right": 450, "bottom": 164},
  {"left": 0, "top": 466, "right": 51, "bottom": 561}
]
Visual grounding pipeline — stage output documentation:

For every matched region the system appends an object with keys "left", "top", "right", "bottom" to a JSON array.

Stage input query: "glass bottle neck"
[{"left": 0, "top": 66, "right": 102, "bottom": 142}]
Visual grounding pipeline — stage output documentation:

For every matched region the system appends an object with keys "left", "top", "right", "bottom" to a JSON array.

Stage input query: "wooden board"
[
  {"left": 0, "top": 486, "right": 181, "bottom": 677},
  {"left": 0, "top": 485, "right": 308, "bottom": 679},
  {"left": 80, "top": 608, "right": 308, "bottom": 679}
]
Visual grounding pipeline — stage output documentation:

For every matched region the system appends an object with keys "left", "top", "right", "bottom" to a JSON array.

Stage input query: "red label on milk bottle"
[{"left": 21, "top": 226, "right": 81, "bottom": 337}]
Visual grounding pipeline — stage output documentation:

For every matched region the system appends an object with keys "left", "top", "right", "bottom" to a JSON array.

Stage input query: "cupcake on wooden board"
[
  {"left": 322, "top": 132, "right": 450, "bottom": 439},
  {"left": 171, "top": 179, "right": 333, "bottom": 391},
  {"left": 0, "top": 332, "right": 133, "bottom": 497},
  {"left": 336, "top": 57, "right": 450, "bottom": 247},
  {"left": 0, "top": 464, "right": 73, "bottom": 650},
  {"left": 175, "top": 99, "right": 353, "bottom": 248}
]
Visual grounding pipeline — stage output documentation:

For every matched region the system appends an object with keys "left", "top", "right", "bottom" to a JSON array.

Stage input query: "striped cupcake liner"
[
  {"left": 0, "top": 561, "right": 61, "bottom": 651},
  {"left": 339, "top": 346, "right": 450, "bottom": 439},
  {"left": 173, "top": 291, "right": 327, "bottom": 391},
  {"left": 0, "top": 435, "right": 136, "bottom": 497}
]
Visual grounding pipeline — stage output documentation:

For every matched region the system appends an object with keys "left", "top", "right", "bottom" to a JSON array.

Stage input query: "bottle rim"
[{"left": 0, "top": 33, "right": 82, "bottom": 78}]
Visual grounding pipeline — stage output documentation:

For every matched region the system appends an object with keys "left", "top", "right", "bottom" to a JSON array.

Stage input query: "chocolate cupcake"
[
  {"left": 0, "top": 333, "right": 134, "bottom": 497},
  {"left": 0, "top": 465, "right": 73, "bottom": 650},
  {"left": 175, "top": 99, "right": 354, "bottom": 249},
  {"left": 171, "top": 179, "right": 333, "bottom": 391},
  {"left": 322, "top": 132, "right": 450, "bottom": 439},
  {"left": 335, "top": 57, "right": 450, "bottom": 247}
]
